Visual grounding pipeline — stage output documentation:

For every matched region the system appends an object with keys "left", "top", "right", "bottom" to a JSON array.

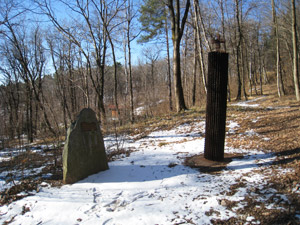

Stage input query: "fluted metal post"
[{"left": 204, "top": 52, "right": 229, "bottom": 161}]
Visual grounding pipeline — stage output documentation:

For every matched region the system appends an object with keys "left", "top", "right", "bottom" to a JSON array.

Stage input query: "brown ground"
[
  {"left": 1, "top": 84, "right": 300, "bottom": 224},
  {"left": 184, "top": 153, "right": 244, "bottom": 173},
  {"left": 185, "top": 84, "right": 300, "bottom": 224}
]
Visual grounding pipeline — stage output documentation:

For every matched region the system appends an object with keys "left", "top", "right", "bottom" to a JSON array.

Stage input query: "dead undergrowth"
[
  {"left": 0, "top": 148, "right": 63, "bottom": 205},
  {"left": 1, "top": 84, "right": 300, "bottom": 224},
  {"left": 211, "top": 85, "right": 300, "bottom": 224}
]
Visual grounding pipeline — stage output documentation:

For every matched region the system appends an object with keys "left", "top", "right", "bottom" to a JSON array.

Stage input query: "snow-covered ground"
[
  {"left": 0, "top": 121, "right": 289, "bottom": 224},
  {"left": 0, "top": 144, "right": 59, "bottom": 193},
  {"left": 0, "top": 99, "right": 297, "bottom": 224},
  {"left": 231, "top": 97, "right": 266, "bottom": 108}
]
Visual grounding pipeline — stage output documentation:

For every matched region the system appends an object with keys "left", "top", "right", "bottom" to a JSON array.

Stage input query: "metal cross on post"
[{"left": 211, "top": 34, "right": 225, "bottom": 52}]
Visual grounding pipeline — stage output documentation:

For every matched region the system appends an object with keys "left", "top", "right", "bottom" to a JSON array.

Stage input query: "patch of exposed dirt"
[
  {"left": 2, "top": 84, "right": 300, "bottom": 224},
  {"left": 0, "top": 148, "right": 63, "bottom": 206},
  {"left": 184, "top": 153, "right": 244, "bottom": 173},
  {"left": 205, "top": 88, "right": 300, "bottom": 224},
  {"left": 181, "top": 85, "right": 300, "bottom": 224},
  {"left": 0, "top": 145, "right": 138, "bottom": 206},
  {"left": 107, "top": 147, "right": 137, "bottom": 161},
  {"left": 226, "top": 93, "right": 300, "bottom": 152}
]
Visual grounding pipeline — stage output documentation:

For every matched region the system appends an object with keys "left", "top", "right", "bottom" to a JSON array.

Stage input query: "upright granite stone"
[{"left": 63, "top": 108, "right": 109, "bottom": 184}]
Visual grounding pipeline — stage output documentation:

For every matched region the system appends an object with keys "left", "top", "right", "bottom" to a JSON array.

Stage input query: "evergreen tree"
[
  {"left": 139, "top": 0, "right": 173, "bottom": 111},
  {"left": 138, "top": 0, "right": 167, "bottom": 43},
  {"left": 139, "top": 0, "right": 190, "bottom": 112}
]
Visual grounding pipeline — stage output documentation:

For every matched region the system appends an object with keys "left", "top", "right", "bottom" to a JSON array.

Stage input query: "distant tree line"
[{"left": 0, "top": 0, "right": 299, "bottom": 145}]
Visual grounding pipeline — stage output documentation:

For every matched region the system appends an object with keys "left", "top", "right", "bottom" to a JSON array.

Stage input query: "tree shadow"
[{"left": 270, "top": 148, "right": 300, "bottom": 166}]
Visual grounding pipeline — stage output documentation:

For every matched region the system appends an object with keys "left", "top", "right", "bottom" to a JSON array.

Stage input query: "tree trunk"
[
  {"left": 26, "top": 84, "right": 33, "bottom": 143},
  {"left": 249, "top": 59, "right": 253, "bottom": 96},
  {"left": 241, "top": 40, "right": 248, "bottom": 100},
  {"left": 192, "top": 28, "right": 197, "bottom": 106},
  {"left": 107, "top": 32, "right": 120, "bottom": 118},
  {"left": 292, "top": 0, "right": 300, "bottom": 101},
  {"left": 218, "top": 0, "right": 231, "bottom": 101},
  {"left": 262, "top": 59, "right": 269, "bottom": 84},
  {"left": 235, "top": 0, "right": 242, "bottom": 101},
  {"left": 31, "top": 81, "right": 57, "bottom": 136},
  {"left": 127, "top": 26, "right": 134, "bottom": 123},
  {"left": 167, "top": 0, "right": 190, "bottom": 112},
  {"left": 257, "top": 30, "right": 263, "bottom": 95},
  {"left": 165, "top": 15, "right": 173, "bottom": 111},
  {"left": 98, "top": 39, "right": 107, "bottom": 124},
  {"left": 183, "top": 28, "right": 188, "bottom": 104},
  {"left": 193, "top": 0, "right": 207, "bottom": 93},
  {"left": 124, "top": 0, "right": 135, "bottom": 123},
  {"left": 196, "top": 0, "right": 211, "bottom": 51},
  {"left": 67, "top": 41, "right": 77, "bottom": 119},
  {"left": 236, "top": 47, "right": 242, "bottom": 100},
  {"left": 173, "top": 41, "right": 187, "bottom": 112},
  {"left": 271, "top": 0, "right": 285, "bottom": 97}
]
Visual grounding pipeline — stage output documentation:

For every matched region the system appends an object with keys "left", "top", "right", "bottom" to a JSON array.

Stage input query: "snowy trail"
[{"left": 0, "top": 120, "right": 285, "bottom": 225}]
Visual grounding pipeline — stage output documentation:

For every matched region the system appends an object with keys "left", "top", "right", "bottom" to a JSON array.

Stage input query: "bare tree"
[
  {"left": 291, "top": 0, "right": 299, "bottom": 101},
  {"left": 123, "top": 0, "right": 138, "bottom": 122},
  {"left": 139, "top": 0, "right": 173, "bottom": 112},
  {"left": 91, "top": 0, "right": 126, "bottom": 120},
  {"left": 4, "top": 21, "right": 57, "bottom": 139},
  {"left": 36, "top": 0, "right": 110, "bottom": 122},
  {"left": 234, "top": 0, "right": 243, "bottom": 100},
  {"left": 271, "top": 0, "right": 285, "bottom": 97},
  {"left": 164, "top": 9, "right": 173, "bottom": 111},
  {"left": 47, "top": 30, "right": 74, "bottom": 130},
  {"left": 167, "top": 0, "right": 190, "bottom": 112},
  {"left": 144, "top": 47, "right": 161, "bottom": 103},
  {"left": 217, "top": 0, "right": 231, "bottom": 101},
  {"left": 0, "top": 0, "right": 30, "bottom": 141},
  {"left": 193, "top": 0, "right": 207, "bottom": 94},
  {"left": 0, "top": 56, "right": 21, "bottom": 140},
  {"left": 192, "top": 25, "right": 198, "bottom": 106}
]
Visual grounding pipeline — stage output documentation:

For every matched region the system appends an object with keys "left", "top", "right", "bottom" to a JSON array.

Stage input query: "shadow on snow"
[{"left": 78, "top": 164, "right": 197, "bottom": 184}]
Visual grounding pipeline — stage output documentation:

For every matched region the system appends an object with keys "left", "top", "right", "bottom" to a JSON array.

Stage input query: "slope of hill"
[{"left": 1, "top": 85, "right": 300, "bottom": 224}]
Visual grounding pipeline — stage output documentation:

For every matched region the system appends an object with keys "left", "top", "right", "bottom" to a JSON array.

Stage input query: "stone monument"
[{"left": 63, "top": 108, "right": 109, "bottom": 184}]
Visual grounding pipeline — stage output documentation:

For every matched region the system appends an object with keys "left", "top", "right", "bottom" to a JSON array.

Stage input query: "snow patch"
[
  {"left": 227, "top": 121, "right": 240, "bottom": 134},
  {"left": 231, "top": 97, "right": 265, "bottom": 108},
  {"left": 0, "top": 119, "right": 293, "bottom": 224}
]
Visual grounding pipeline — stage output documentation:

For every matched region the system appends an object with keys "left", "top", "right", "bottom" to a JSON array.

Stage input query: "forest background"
[{"left": 0, "top": 0, "right": 299, "bottom": 147}]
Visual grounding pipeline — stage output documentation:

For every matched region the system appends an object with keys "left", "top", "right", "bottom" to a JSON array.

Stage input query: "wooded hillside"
[{"left": 0, "top": 0, "right": 299, "bottom": 145}]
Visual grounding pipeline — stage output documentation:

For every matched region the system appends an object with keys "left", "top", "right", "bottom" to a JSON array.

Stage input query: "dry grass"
[
  {"left": 113, "top": 83, "right": 300, "bottom": 156},
  {"left": 226, "top": 84, "right": 300, "bottom": 152},
  {"left": 106, "top": 108, "right": 206, "bottom": 140},
  {"left": 2, "top": 82, "right": 300, "bottom": 224}
]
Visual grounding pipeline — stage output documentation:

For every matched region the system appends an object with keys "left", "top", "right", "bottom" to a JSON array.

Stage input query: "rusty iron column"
[{"left": 204, "top": 51, "right": 229, "bottom": 161}]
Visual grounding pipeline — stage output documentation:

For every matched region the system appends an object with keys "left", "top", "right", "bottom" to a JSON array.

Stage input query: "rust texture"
[{"left": 204, "top": 52, "right": 229, "bottom": 161}]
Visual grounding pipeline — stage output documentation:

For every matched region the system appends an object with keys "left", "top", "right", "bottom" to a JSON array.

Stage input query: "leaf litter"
[{"left": 1, "top": 94, "right": 300, "bottom": 224}]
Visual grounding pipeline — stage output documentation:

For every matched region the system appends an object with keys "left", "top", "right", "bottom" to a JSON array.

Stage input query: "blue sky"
[{"left": 38, "top": 0, "right": 160, "bottom": 66}]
